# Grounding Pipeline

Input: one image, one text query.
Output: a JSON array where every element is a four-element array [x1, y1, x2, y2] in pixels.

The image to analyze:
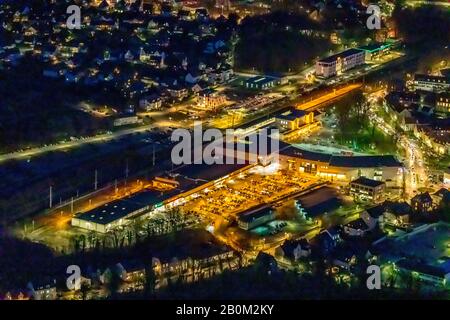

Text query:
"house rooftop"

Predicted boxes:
[[366, 204, 385, 219], [411, 192, 432, 203], [384, 200, 412, 216], [345, 217, 369, 231]]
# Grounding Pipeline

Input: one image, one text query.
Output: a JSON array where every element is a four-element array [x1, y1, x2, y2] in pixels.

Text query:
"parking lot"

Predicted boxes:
[[181, 163, 319, 222]]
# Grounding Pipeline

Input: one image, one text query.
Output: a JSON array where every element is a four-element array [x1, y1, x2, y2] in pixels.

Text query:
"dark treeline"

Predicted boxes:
[[0, 56, 112, 152], [144, 257, 445, 300], [393, 5, 450, 47], [235, 11, 333, 73]]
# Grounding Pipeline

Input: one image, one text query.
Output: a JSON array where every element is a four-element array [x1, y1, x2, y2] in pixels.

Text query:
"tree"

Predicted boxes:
[[80, 282, 90, 300], [143, 266, 156, 298], [107, 270, 122, 299]]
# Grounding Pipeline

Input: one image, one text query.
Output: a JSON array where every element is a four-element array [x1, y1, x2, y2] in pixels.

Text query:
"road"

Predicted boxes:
[[0, 124, 157, 163], [1, 50, 404, 164], [366, 90, 429, 196]]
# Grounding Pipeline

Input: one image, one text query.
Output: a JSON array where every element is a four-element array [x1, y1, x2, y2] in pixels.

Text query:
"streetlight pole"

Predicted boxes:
[[49, 185, 53, 208], [94, 169, 98, 191]]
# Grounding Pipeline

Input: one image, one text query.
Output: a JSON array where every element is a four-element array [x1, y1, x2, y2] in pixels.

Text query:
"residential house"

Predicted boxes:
[[379, 201, 412, 228], [2, 289, 30, 300], [115, 261, 146, 292], [343, 218, 369, 237], [411, 192, 434, 214], [313, 227, 342, 256], [166, 85, 188, 100], [276, 239, 311, 262], [436, 93, 450, 115], [139, 94, 163, 111], [432, 188, 450, 207], [27, 279, 57, 300], [332, 245, 373, 271], [414, 123, 450, 156], [116, 261, 146, 283], [361, 204, 385, 230], [152, 248, 235, 288]]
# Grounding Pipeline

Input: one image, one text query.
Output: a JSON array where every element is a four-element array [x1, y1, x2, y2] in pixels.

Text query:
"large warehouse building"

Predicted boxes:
[[72, 162, 253, 233]]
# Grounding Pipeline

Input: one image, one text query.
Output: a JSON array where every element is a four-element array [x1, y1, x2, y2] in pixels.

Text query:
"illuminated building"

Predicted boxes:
[[315, 49, 365, 79], [139, 94, 163, 111], [379, 201, 412, 228], [279, 145, 404, 186], [357, 42, 392, 62], [243, 76, 280, 90], [436, 93, 450, 115], [196, 88, 226, 110], [349, 176, 386, 202], [237, 205, 275, 230], [276, 239, 311, 262], [395, 259, 450, 288], [71, 193, 167, 233], [411, 192, 434, 214], [413, 74, 450, 93], [27, 279, 57, 300], [72, 162, 252, 233], [274, 109, 314, 131], [414, 124, 450, 156]]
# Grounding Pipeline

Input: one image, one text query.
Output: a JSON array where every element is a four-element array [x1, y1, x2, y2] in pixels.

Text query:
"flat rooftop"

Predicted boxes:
[[373, 222, 450, 267], [280, 145, 403, 168], [237, 204, 273, 223], [358, 42, 391, 53], [276, 109, 307, 121], [295, 186, 342, 217], [168, 161, 250, 187], [351, 176, 386, 188], [318, 48, 363, 64], [414, 74, 450, 84], [75, 162, 253, 225], [74, 194, 154, 225], [244, 75, 278, 85]]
